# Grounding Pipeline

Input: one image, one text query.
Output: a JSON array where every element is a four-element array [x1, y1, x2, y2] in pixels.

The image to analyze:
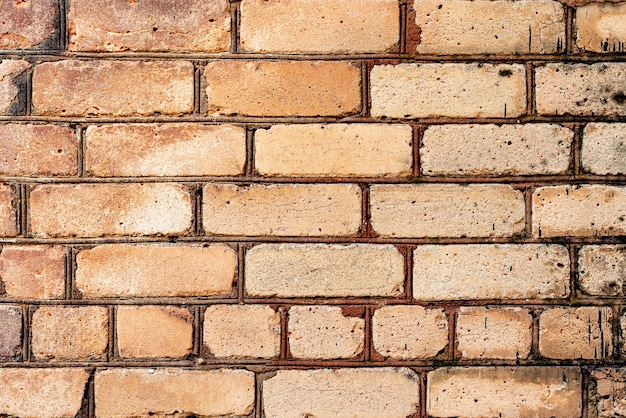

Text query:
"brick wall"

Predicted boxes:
[[0, 0, 625, 416]]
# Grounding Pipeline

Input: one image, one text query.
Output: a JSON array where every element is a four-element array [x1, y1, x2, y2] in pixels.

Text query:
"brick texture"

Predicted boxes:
[[0, 245, 65, 299], [0, 305, 21, 357], [0, 184, 16, 237], [575, 2, 626, 52], [579, 245, 626, 296], [0, 60, 28, 115], [582, 123, 626, 175], [0, 0, 57, 49]]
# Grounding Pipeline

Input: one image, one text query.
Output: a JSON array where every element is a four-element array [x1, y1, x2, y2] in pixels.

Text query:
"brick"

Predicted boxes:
[[0, 60, 28, 114], [288, 306, 364, 360], [75, 244, 236, 298], [0, 305, 21, 357], [203, 183, 361, 237], [30, 183, 192, 238], [414, 0, 565, 54], [32, 60, 194, 117], [421, 124, 573, 176], [255, 124, 412, 177], [576, 2, 626, 52], [68, 0, 230, 52], [370, 184, 525, 238], [263, 368, 420, 418], [413, 244, 570, 300], [536, 63, 626, 116], [239, 0, 399, 53], [590, 369, 626, 418], [539, 307, 612, 359], [582, 123, 626, 175], [117, 306, 193, 359], [0, 368, 89, 418], [205, 61, 361, 117], [371, 63, 526, 118], [457, 307, 532, 360], [579, 245, 626, 296], [561, 0, 623, 6], [31, 306, 109, 361], [0, 245, 65, 299], [203, 305, 280, 359], [0, 0, 56, 49], [533, 185, 626, 237], [0, 184, 16, 237], [427, 367, 582, 417], [372, 305, 448, 360], [245, 244, 404, 298], [85, 123, 246, 177]]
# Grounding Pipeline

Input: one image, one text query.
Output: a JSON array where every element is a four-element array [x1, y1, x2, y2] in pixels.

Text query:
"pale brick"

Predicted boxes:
[[117, 306, 193, 359], [31, 306, 109, 361], [0, 183, 16, 237], [539, 307, 612, 359], [69, 0, 230, 52], [582, 123, 626, 175], [370, 184, 525, 238], [421, 124, 572, 176], [413, 244, 570, 300], [579, 245, 626, 296], [255, 124, 412, 177], [0, 245, 65, 299], [0, 0, 56, 49], [75, 244, 236, 298], [0, 305, 21, 357], [0, 60, 28, 114], [30, 183, 192, 238], [263, 368, 420, 418], [32, 60, 194, 116], [245, 244, 404, 297], [240, 0, 399, 53], [590, 369, 626, 418], [457, 307, 532, 360], [414, 0, 565, 54], [561, 0, 623, 6], [427, 367, 582, 417], [373, 305, 448, 359], [205, 61, 360, 117], [576, 2, 626, 52], [371, 63, 526, 118], [203, 183, 361, 237], [95, 369, 255, 417], [203, 305, 280, 359], [536, 63, 626, 116]]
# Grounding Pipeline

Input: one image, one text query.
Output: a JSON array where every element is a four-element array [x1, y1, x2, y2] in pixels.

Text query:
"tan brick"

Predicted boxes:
[[240, 0, 398, 53], [579, 245, 626, 296], [0, 0, 56, 49], [0, 184, 16, 237], [582, 123, 626, 175], [373, 305, 448, 360], [32, 60, 194, 117], [536, 63, 626, 116], [0, 245, 65, 299], [255, 124, 412, 177], [263, 368, 420, 418], [30, 183, 192, 238], [370, 184, 525, 238], [421, 124, 572, 176], [533, 185, 626, 237], [427, 367, 582, 417], [75, 244, 236, 298], [413, 244, 570, 300], [371, 63, 526, 118], [117, 306, 193, 359], [576, 2, 626, 52], [0, 368, 89, 418], [561, 0, 623, 6], [457, 307, 532, 360], [95, 368, 255, 417], [245, 244, 404, 297], [203, 183, 361, 237], [31, 306, 108, 361], [203, 305, 280, 359], [69, 0, 230, 52], [205, 61, 361, 117], [590, 369, 626, 418], [0, 60, 28, 114], [0, 305, 21, 357], [539, 307, 612, 359]]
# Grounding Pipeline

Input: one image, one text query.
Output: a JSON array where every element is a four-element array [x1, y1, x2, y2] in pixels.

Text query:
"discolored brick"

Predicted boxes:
[[582, 123, 626, 175], [590, 369, 626, 418], [0, 0, 57, 49], [576, 2, 626, 53], [0, 305, 21, 358], [579, 245, 626, 297], [0, 60, 29, 115], [0, 245, 65, 299]]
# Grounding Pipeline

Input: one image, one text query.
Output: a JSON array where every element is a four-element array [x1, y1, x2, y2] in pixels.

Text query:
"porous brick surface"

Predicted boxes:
[[0, 245, 65, 299], [0, 305, 21, 357], [582, 123, 626, 175], [0, 0, 57, 49], [575, 2, 626, 52], [0, 184, 15, 237], [0, 60, 29, 114], [579, 245, 626, 296]]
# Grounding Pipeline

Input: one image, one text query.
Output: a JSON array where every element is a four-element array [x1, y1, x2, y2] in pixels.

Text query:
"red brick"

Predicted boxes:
[[0, 0, 56, 49], [0, 184, 16, 237]]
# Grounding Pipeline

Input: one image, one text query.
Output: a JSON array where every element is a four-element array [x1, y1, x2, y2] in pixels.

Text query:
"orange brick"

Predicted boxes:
[[0, 184, 16, 237], [0, 245, 65, 299], [0, 0, 57, 49], [0, 60, 29, 115]]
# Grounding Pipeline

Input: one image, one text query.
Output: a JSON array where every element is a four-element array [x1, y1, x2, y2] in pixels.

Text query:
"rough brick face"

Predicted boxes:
[[0, 184, 16, 237], [579, 245, 626, 297], [0, 60, 29, 115], [575, 2, 626, 53], [0, 245, 65, 299], [0, 0, 56, 49], [582, 123, 626, 175], [0, 305, 21, 357], [590, 369, 626, 418]]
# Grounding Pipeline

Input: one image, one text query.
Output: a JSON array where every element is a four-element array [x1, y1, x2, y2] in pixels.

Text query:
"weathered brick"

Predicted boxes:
[[263, 368, 420, 418], [421, 124, 573, 176], [205, 61, 361, 117], [457, 307, 532, 360], [561, 0, 623, 6], [370, 184, 525, 238], [255, 124, 412, 177], [31, 306, 109, 361], [427, 367, 582, 417], [245, 244, 404, 298], [0, 0, 56, 49], [203, 305, 280, 359], [117, 306, 193, 359], [32, 60, 194, 116], [0, 60, 28, 114], [576, 2, 626, 52], [373, 305, 448, 359], [0, 245, 65, 299], [590, 369, 626, 418], [582, 123, 626, 175], [539, 307, 612, 359], [579, 245, 626, 297], [75, 244, 236, 298], [0, 184, 16, 237], [203, 183, 361, 237], [0, 305, 21, 357], [68, 0, 230, 52], [30, 183, 192, 238], [413, 244, 570, 300], [371, 63, 526, 118], [239, 0, 399, 53]]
